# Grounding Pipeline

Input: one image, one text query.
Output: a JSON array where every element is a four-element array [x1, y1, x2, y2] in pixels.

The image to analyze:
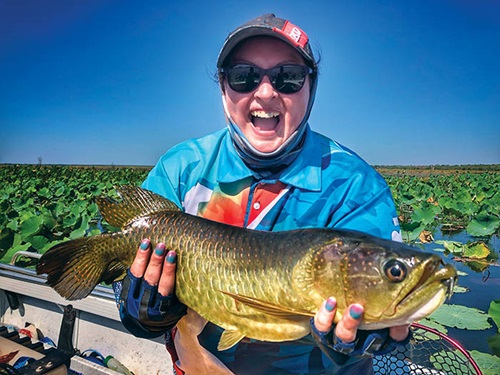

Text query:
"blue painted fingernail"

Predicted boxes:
[[166, 251, 177, 264], [350, 304, 363, 320], [140, 239, 150, 251], [155, 243, 166, 256], [325, 298, 336, 312]]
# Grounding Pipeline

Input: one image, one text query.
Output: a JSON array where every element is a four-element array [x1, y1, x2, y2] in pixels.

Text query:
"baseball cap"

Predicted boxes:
[[217, 13, 317, 71]]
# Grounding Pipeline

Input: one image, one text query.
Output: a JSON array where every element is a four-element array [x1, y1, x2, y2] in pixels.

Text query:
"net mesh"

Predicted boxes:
[[373, 324, 481, 375]]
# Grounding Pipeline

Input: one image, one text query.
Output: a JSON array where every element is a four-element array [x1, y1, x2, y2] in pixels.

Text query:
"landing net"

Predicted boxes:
[[373, 323, 482, 375]]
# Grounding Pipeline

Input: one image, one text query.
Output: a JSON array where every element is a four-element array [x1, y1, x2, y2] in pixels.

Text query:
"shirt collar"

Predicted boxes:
[[217, 127, 322, 191]]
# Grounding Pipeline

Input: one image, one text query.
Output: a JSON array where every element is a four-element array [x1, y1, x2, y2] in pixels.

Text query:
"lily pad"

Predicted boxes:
[[435, 240, 463, 255], [453, 285, 469, 294], [469, 350, 500, 375], [463, 242, 490, 259], [411, 203, 441, 225], [489, 300, 500, 332], [401, 222, 425, 242], [429, 304, 491, 330], [1, 242, 31, 264], [29, 235, 49, 251], [467, 213, 500, 237], [488, 333, 500, 357], [19, 215, 43, 237], [416, 319, 448, 341]]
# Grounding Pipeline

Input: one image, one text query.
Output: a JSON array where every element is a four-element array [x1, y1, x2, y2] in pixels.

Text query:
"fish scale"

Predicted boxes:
[[36, 186, 457, 350]]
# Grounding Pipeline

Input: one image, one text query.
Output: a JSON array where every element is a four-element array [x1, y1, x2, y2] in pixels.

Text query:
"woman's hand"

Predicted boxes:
[[115, 239, 187, 334], [130, 239, 177, 297], [312, 297, 411, 357]]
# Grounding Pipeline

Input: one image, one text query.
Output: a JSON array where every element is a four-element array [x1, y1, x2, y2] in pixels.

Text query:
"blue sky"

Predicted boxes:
[[1, 0, 499, 166]]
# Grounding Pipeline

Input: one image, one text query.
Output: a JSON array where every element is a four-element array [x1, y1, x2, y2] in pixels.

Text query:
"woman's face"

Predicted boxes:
[[223, 37, 310, 154]]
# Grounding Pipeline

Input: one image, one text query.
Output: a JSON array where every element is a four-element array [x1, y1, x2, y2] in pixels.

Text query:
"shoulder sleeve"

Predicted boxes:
[[320, 142, 402, 241], [142, 140, 206, 209]]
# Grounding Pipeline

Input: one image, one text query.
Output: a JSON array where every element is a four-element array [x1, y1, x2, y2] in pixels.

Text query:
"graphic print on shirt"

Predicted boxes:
[[183, 177, 289, 228]]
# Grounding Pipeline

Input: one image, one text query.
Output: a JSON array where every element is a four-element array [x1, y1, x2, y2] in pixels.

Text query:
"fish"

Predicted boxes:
[[36, 186, 457, 350]]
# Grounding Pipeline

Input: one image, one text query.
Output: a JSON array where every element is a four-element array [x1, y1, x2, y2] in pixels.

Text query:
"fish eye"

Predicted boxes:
[[383, 259, 407, 282]]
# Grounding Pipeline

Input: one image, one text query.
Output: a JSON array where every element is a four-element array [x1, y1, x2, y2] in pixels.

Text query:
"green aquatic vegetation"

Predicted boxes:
[[0, 165, 149, 263], [468, 350, 500, 375], [467, 212, 500, 237], [384, 172, 500, 239], [0, 165, 498, 373], [429, 304, 492, 331], [490, 300, 500, 333], [435, 240, 492, 260]]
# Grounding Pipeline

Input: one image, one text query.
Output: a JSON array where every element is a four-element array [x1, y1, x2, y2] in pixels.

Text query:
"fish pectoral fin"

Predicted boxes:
[[101, 261, 129, 284], [219, 290, 313, 318], [218, 329, 246, 351]]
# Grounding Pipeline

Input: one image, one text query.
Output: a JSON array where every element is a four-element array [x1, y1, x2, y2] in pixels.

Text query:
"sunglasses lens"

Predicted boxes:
[[225, 65, 310, 94], [226, 66, 260, 93], [271, 66, 308, 94]]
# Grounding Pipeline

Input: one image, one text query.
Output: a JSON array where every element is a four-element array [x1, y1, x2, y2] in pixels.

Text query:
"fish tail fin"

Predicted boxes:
[[36, 235, 129, 300]]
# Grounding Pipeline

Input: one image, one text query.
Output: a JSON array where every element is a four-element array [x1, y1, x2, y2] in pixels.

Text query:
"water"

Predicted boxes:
[[420, 228, 500, 356]]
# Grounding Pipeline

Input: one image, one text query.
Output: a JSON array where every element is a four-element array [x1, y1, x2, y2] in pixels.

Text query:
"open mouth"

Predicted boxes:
[[250, 110, 280, 132]]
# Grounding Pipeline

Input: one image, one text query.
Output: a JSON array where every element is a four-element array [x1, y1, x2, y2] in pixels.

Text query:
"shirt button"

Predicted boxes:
[[253, 202, 261, 210]]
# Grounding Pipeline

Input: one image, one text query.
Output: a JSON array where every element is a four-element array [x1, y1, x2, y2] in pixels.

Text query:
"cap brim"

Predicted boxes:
[[217, 26, 314, 69]]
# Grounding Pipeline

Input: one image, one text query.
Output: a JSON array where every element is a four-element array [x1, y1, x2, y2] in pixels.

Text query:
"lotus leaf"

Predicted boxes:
[[417, 318, 448, 341], [20, 215, 43, 237], [0, 228, 15, 253], [489, 300, 500, 333], [411, 203, 441, 225], [30, 235, 49, 251], [462, 242, 490, 259], [467, 213, 500, 237], [6, 219, 18, 231], [38, 187, 51, 198], [469, 350, 500, 375], [487, 333, 500, 357], [401, 222, 425, 242], [2, 242, 31, 263], [435, 240, 463, 254], [429, 304, 491, 330]]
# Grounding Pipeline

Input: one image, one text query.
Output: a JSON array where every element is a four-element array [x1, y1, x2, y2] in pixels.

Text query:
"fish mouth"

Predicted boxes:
[[402, 258, 456, 303]]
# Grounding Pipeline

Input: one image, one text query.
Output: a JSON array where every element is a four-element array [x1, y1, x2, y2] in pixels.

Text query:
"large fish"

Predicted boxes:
[[36, 186, 457, 350]]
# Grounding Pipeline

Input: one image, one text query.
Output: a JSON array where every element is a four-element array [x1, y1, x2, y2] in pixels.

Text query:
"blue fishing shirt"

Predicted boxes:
[[133, 126, 401, 374]]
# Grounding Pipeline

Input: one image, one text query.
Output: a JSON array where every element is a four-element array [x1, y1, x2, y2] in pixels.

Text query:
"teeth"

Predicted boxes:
[[251, 111, 279, 118]]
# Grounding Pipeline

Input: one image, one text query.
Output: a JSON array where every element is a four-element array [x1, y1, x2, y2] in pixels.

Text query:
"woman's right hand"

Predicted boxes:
[[130, 239, 178, 297], [116, 239, 187, 335]]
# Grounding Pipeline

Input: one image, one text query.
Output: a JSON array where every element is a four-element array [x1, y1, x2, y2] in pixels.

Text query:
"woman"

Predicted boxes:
[[114, 14, 409, 374]]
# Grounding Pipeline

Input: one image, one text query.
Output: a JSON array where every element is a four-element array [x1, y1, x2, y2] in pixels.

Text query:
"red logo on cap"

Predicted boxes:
[[273, 20, 308, 49]]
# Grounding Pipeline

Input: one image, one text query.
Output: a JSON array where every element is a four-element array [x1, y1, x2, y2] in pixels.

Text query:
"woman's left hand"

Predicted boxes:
[[311, 297, 410, 357]]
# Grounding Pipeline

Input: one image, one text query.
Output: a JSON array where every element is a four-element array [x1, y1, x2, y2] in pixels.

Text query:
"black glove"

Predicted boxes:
[[113, 269, 187, 338], [310, 318, 411, 361]]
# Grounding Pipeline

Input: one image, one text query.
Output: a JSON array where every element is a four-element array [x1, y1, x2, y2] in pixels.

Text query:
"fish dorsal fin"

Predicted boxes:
[[218, 329, 246, 351], [96, 186, 180, 228], [219, 290, 313, 319]]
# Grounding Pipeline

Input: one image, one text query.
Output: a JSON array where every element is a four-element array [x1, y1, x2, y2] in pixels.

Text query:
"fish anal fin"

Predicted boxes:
[[97, 186, 180, 228], [218, 329, 245, 351], [219, 290, 313, 319]]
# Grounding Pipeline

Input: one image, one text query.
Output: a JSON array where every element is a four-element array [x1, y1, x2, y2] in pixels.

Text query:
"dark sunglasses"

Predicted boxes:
[[222, 64, 313, 94]]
